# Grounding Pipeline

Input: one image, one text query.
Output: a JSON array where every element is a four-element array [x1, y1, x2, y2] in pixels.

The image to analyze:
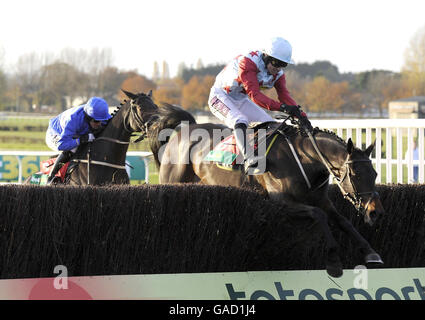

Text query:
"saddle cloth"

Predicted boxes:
[[203, 121, 281, 170], [39, 157, 70, 182]]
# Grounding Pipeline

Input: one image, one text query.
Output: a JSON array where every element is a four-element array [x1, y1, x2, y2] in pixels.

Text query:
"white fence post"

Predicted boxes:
[[310, 118, 425, 184], [376, 128, 382, 182], [419, 128, 425, 183], [386, 128, 392, 184]]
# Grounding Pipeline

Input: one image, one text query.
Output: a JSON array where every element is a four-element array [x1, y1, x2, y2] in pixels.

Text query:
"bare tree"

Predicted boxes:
[[0, 47, 6, 110], [14, 52, 43, 111], [152, 61, 160, 82], [39, 62, 83, 112], [162, 61, 170, 80], [403, 25, 425, 96]]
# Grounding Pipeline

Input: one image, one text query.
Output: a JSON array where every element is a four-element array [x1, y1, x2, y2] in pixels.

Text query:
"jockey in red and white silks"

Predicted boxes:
[[208, 39, 297, 129], [208, 37, 310, 175]]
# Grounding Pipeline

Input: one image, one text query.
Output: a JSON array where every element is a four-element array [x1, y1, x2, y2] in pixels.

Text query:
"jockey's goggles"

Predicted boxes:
[[85, 113, 102, 124], [270, 58, 288, 69]]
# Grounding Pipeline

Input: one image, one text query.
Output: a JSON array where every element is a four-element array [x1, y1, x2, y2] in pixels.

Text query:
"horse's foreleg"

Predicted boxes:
[[296, 206, 343, 278], [320, 200, 383, 266]]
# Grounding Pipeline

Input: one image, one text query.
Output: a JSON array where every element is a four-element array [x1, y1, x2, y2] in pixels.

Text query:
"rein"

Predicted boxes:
[[72, 158, 127, 170], [95, 136, 130, 145], [72, 136, 130, 170]]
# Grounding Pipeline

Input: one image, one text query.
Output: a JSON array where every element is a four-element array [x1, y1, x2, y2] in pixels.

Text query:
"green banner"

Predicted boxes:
[[0, 155, 148, 182]]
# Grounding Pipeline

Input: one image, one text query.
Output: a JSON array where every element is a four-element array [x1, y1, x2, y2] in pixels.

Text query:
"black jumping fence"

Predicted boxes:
[[0, 183, 423, 279]]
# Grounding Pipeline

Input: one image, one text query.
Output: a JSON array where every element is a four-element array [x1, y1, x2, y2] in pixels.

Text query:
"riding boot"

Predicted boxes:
[[234, 123, 265, 175], [46, 151, 72, 185]]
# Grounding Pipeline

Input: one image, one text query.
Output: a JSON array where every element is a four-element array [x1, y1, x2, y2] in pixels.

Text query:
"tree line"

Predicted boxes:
[[0, 25, 424, 116]]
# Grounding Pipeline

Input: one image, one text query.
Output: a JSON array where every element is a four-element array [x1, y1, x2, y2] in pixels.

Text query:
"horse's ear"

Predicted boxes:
[[347, 138, 354, 155], [121, 89, 138, 100], [147, 90, 153, 98], [365, 140, 376, 157]]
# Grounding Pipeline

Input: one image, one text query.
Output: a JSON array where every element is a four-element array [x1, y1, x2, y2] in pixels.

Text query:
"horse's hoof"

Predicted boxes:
[[326, 264, 343, 278], [365, 253, 384, 265]]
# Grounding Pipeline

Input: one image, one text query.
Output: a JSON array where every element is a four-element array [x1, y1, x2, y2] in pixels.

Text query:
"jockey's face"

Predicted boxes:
[[266, 57, 288, 75], [266, 62, 281, 75], [89, 119, 102, 130]]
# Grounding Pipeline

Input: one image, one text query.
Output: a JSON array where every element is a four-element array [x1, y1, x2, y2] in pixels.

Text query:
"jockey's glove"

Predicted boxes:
[[280, 104, 302, 118], [299, 116, 313, 132], [280, 104, 313, 131], [79, 133, 95, 145]]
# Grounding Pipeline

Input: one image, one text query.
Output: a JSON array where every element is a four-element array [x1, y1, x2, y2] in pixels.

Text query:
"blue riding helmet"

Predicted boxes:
[[83, 97, 112, 121]]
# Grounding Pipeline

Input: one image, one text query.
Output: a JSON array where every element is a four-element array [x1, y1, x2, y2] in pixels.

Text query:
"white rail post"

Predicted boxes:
[[419, 128, 424, 183], [386, 128, 392, 184], [407, 128, 414, 183], [347, 128, 352, 142], [356, 128, 362, 149], [396, 128, 403, 184], [143, 157, 149, 183], [375, 128, 382, 183], [366, 128, 372, 149], [16, 155, 23, 184]]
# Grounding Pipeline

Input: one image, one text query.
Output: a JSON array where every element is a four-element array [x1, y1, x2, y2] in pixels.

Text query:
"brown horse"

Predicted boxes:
[[130, 91, 385, 277]]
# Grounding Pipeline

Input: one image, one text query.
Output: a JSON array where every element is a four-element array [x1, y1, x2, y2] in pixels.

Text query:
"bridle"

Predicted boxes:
[[123, 100, 147, 134], [304, 125, 379, 215], [123, 98, 157, 142], [335, 157, 380, 214]]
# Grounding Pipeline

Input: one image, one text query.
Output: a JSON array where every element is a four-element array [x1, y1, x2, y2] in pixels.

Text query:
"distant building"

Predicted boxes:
[[388, 96, 425, 119], [64, 96, 87, 109]]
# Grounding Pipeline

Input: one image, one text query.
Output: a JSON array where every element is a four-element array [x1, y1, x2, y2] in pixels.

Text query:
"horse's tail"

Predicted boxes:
[[148, 103, 197, 168]]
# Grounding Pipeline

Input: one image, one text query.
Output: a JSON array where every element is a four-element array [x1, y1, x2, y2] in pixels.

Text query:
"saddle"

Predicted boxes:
[[29, 157, 76, 185], [203, 121, 283, 171]]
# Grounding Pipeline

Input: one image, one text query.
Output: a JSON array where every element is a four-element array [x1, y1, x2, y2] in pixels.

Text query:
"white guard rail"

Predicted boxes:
[[311, 119, 425, 184], [1, 118, 424, 185]]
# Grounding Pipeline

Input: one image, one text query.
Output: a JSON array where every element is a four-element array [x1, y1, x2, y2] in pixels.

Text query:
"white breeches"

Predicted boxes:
[[208, 87, 275, 129], [45, 130, 77, 153]]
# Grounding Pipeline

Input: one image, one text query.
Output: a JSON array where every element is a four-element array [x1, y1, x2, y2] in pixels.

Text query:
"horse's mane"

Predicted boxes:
[[316, 128, 347, 147], [109, 102, 123, 119], [282, 123, 347, 147], [148, 103, 197, 168]]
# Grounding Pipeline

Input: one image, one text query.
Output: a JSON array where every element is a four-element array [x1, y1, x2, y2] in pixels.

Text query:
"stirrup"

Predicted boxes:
[[46, 176, 59, 185], [244, 155, 266, 175]]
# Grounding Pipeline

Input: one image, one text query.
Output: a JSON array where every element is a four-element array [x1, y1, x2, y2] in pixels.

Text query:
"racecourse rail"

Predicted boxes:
[[311, 118, 425, 184], [0, 151, 152, 183], [0, 118, 425, 184]]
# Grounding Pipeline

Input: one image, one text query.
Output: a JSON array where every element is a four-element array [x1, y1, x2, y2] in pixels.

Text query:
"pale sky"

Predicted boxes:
[[1, 0, 425, 77]]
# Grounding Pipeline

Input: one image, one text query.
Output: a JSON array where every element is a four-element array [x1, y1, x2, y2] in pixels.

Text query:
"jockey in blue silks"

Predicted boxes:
[[45, 96, 112, 184]]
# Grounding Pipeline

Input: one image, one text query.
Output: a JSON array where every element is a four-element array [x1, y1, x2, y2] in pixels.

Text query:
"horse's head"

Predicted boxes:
[[340, 138, 385, 226], [121, 89, 159, 135]]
